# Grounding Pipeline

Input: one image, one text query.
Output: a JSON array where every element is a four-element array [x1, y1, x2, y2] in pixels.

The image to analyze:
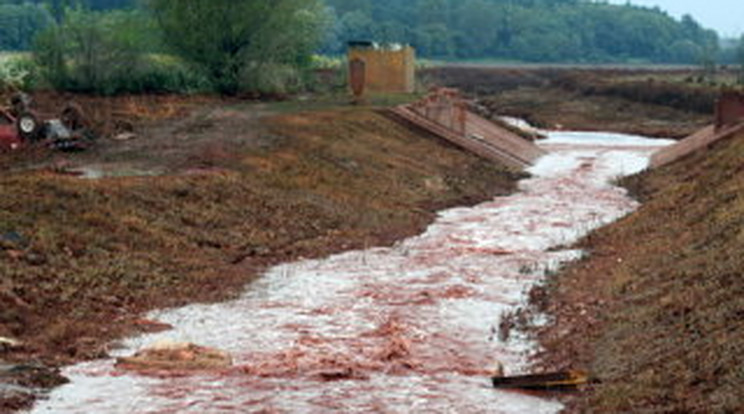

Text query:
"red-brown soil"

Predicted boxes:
[[426, 66, 743, 412], [2, 66, 737, 412], [0, 92, 520, 412], [533, 129, 744, 412]]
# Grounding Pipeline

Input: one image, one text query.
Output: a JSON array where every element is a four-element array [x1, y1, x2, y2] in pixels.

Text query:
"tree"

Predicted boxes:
[[0, 3, 53, 50], [339, 10, 374, 43], [317, 0, 723, 64], [34, 7, 156, 93], [146, 0, 329, 95], [737, 36, 744, 85]]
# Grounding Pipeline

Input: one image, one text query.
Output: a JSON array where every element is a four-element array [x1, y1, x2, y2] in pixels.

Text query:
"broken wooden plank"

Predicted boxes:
[[491, 370, 590, 391]]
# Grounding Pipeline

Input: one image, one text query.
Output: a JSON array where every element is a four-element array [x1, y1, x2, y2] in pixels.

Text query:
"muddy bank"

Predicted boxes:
[[30, 129, 669, 413], [533, 129, 744, 412], [427, 66, 744, 412], [0, 102, 520, 411]]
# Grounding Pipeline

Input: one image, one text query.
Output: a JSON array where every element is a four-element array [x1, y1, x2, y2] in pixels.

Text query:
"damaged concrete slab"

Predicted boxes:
[[389, 88, 546, 169]]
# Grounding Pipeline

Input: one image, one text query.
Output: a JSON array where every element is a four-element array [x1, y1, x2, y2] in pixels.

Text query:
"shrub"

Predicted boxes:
[[111, 54, 213, 95], [33, 8, 187, 95], [146, 0, 330, 95], [0, 54, 40, 92]]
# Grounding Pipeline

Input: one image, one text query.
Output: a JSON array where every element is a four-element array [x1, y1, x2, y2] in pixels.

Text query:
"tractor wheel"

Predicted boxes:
[[17, 112, 42, 142]]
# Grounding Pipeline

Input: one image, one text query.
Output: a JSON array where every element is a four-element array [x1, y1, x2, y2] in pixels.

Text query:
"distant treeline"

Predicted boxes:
[[0, 0, 736, 64], [0, 0, 134, 50], [323, 0, 722, 63]]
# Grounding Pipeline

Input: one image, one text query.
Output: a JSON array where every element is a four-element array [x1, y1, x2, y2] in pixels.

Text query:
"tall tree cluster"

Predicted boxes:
[[0, 1, 52, 50], [146, 0, 329, 95], [0, 0, 727, 64], [323, 0, 720, 63], [23, 0, 329, 94]]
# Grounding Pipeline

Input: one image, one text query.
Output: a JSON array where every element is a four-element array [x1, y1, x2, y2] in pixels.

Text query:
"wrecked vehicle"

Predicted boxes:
[[0, 109, 24, 151], [0, 95, 94, 152]]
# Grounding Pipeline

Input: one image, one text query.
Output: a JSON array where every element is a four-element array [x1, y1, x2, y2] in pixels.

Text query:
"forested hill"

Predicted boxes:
[[323, 0, 720, 63], [0, 0, 135, 50], [0, 0, 723, 64]]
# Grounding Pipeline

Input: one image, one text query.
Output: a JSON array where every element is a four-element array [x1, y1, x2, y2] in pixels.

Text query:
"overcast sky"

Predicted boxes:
[[611, 0, 743, 38]]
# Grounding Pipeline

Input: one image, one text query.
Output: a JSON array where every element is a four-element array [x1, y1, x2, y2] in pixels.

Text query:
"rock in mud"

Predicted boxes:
[[1, 362, 69, 410], [116, 339, 232, 371], [0, 363, 69, 389], [0, 383, 35, 412], [112, 132, 137, 141], [0, 231, 28, 250]]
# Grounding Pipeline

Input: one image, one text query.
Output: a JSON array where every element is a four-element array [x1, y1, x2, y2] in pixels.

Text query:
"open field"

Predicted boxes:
[[423, 66, 730, 138]]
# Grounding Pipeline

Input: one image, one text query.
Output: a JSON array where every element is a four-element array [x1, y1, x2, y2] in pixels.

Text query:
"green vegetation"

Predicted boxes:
[[323, 0, 720, 64], [0, 1, 134, 51], [737, 36, 744, 85], [0, 2, 52, 51], [32, 8, 211, 94], [2, 0, 328, 95], [0, 53, 36, 90], [146, 0, 329, 95], [1, 0, 739, 95]]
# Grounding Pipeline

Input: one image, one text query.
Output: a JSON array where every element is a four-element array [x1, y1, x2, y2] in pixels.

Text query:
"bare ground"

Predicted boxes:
[[423, 66, 713, 138], [428, 66, 744, 412], [532, 129, 744, 413], [0, 93, 520, 412]]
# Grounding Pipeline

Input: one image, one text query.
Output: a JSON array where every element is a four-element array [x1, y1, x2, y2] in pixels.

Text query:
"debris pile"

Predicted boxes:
[[116, 340, 233, 372]]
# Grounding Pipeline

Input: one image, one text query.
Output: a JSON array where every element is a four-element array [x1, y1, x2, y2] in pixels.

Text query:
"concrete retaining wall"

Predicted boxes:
[[651, 92, 744, 168]]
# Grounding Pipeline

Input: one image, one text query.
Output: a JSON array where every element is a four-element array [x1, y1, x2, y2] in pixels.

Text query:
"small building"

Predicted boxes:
[[347, 41, 416, 95], [715, 91, 744, 131]]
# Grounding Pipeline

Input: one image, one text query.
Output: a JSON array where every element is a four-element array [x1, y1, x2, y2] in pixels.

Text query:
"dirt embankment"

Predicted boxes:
[[424, 66, 714, 139], [534, 129, 744, 412], [0, 97, 520, 411], [426, 66, 744, 412]]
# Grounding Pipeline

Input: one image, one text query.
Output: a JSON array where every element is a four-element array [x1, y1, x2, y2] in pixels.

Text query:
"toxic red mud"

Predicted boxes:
[[30, 130, 672, 413]]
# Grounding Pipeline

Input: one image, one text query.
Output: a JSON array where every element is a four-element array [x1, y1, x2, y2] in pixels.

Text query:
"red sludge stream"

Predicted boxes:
[[30, 130, 673, 413]]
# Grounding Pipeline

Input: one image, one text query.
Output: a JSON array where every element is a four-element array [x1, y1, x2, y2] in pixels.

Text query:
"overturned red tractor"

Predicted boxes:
[[0, 94, 93, 152]]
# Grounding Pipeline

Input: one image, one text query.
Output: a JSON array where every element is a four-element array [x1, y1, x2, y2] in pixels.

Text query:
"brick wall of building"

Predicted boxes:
[[348, 45, 415, 94], [715, 92, 744, 130]]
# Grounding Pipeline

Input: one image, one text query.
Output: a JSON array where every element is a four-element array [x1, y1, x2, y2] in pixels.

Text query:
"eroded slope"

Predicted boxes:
[[538, 130, 744, 412], [0, 106, 519, 411]]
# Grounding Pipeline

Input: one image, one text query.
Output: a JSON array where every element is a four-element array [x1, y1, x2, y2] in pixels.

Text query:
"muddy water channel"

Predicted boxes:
[[31, 131, 672, 413]]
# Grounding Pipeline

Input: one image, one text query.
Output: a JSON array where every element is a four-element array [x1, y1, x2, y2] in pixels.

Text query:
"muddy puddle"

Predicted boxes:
[[29, 130, 673, 413]]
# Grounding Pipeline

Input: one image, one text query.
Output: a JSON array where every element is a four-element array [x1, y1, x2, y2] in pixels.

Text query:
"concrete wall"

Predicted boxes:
[[651, 91, 744, 168], [715, 92, 744, 131], [391, 88, 546, 169], [348, 46, 415, 94]]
